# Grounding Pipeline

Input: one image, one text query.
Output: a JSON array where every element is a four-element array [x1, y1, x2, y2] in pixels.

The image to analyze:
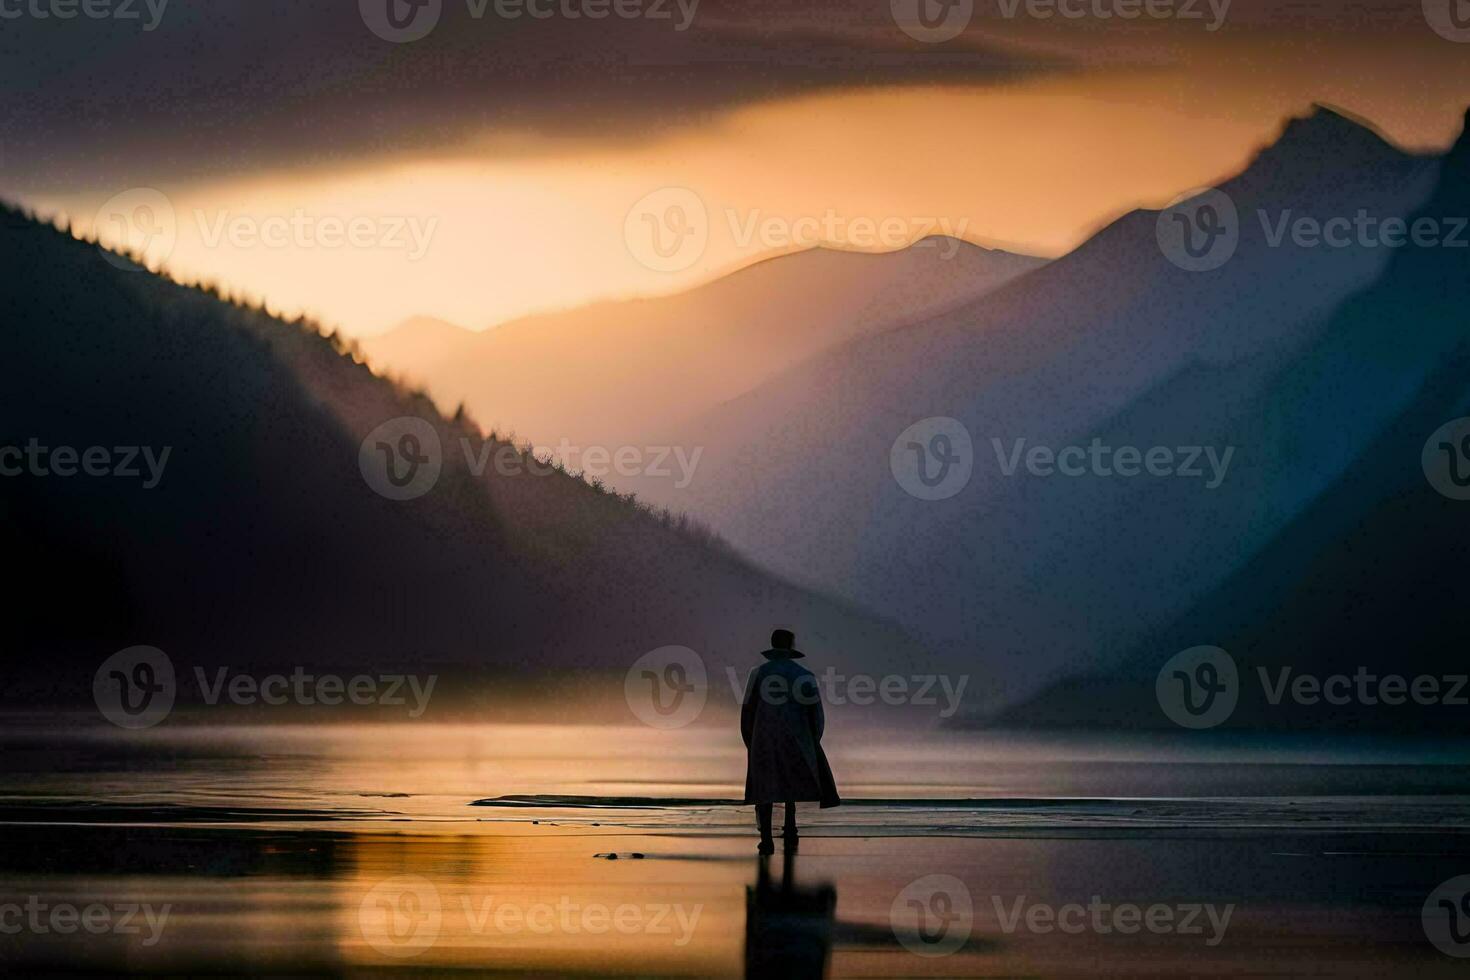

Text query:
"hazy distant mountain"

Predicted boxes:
[[0, 206, 919, 715], [356, 316, 475, 383], [639, 106, 1452, 708], [360, 240, 1045, 455], [983, 114, 1470, 731]]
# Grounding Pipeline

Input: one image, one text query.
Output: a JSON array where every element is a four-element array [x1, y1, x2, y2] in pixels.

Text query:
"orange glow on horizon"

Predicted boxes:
[[47, 54, 1468, 339]]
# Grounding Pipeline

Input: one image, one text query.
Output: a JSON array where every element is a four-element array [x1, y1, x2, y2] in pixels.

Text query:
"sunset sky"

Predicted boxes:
[[5, 0, 1467, 336]]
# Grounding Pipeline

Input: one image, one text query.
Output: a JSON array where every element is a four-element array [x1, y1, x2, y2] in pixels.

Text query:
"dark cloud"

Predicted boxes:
[[0, 0, 1449, 192], [0, 0, 1057, 190]]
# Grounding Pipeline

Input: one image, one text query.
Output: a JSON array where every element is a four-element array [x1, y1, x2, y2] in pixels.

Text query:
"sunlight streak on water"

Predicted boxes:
[[1, 723, 1466, 830]]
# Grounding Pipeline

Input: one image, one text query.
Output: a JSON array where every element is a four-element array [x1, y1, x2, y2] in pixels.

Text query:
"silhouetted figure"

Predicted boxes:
[[741, 629, 840, 854], [744, 850, 836, 980]]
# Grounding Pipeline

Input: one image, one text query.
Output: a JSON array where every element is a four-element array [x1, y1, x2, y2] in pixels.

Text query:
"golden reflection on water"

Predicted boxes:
[[6, 827, 1468, 978], [0, 832, 753, 976], [339, 833, 742, 975], [3, 725, 1469, 974]]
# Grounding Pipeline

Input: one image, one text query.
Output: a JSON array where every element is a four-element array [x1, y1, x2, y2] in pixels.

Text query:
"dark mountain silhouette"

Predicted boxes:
[[0, 205, 919, 715], [632, 106, 1452, 709], [980, 109, 1470, 732]]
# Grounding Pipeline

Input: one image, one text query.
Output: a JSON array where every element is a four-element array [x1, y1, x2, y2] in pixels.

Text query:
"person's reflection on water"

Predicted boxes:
[[744, 849, 836, 979]]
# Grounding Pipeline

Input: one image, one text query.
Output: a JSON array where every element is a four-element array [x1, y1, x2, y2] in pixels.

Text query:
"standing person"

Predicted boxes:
[[741, 629, 841, 854]]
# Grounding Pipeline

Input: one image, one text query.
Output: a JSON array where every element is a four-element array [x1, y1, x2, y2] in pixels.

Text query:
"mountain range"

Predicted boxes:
[[600, 106, 1463, 720], [11, 104, 1466, 732], [358, 240, 1046, 457], [0, 206, 919, 718], [987, 107, 1470, 732]]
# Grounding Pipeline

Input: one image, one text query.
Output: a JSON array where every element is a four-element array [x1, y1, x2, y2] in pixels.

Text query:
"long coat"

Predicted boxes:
[[741, 652, 841, 807]]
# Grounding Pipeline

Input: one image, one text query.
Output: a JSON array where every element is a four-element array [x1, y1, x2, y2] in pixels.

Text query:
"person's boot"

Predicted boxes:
[[757, 805, 775, 854], [782, 803, 798, 850]]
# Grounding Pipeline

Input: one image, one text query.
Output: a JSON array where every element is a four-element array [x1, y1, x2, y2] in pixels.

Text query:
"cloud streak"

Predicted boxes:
[[0, 0, 1062, 191]]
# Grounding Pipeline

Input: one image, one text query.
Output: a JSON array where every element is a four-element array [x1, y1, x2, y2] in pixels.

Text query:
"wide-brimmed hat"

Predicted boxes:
[[763, 629, 804, 658]]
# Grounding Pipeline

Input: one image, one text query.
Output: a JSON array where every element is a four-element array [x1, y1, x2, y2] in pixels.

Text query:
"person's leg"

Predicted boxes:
[[782, 801, 798, 849], [755, 803, 774, 852]]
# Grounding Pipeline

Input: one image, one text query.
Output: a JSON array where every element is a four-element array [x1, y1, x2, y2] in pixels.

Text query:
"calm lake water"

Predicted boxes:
[[5, 721, 1469, 819], [1, 722, 1467, 976]]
